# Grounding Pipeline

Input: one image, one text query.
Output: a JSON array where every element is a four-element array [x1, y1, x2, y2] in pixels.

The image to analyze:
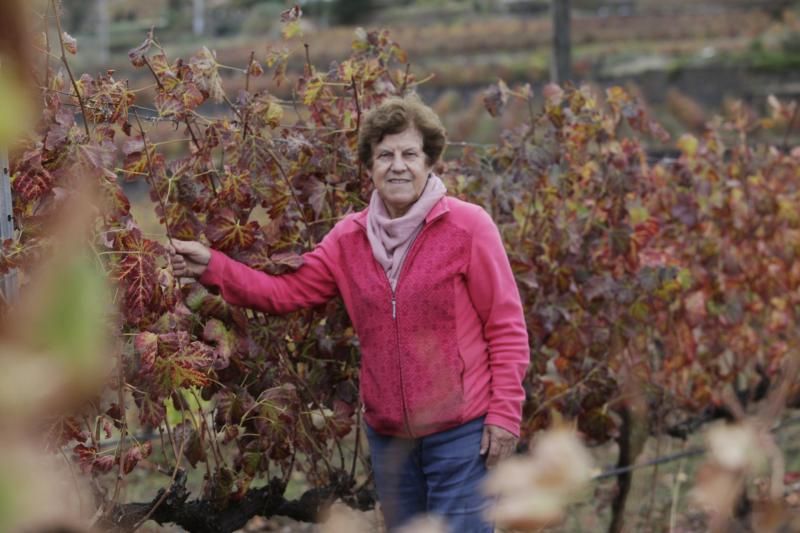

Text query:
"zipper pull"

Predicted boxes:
[[392, 296, 396, 320]]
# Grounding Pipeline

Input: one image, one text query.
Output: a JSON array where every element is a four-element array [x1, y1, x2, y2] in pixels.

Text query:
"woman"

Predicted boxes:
[[171, 94, 529, 532]]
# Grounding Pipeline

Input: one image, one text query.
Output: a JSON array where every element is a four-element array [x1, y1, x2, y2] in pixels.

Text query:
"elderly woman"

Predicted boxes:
[[171, 94, 529, 532]]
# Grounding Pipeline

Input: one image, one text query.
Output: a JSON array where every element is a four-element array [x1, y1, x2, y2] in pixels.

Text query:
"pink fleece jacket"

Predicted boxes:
[[199, 196, 530, 438]]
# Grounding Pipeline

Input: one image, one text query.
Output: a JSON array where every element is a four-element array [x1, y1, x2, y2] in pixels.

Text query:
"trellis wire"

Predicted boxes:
[[593, 414, 800, 481], [88, 415, 800, 486]]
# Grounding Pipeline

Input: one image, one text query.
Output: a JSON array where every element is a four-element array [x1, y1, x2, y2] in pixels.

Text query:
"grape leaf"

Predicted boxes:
[[206, 209, 259, 252]]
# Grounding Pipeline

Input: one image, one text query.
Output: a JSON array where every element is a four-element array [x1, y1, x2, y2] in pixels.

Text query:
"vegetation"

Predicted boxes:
[[2, 2, 800, 532]]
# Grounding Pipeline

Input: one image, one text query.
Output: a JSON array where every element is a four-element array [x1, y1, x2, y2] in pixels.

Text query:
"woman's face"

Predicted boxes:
[[370, 127, 433, 219]]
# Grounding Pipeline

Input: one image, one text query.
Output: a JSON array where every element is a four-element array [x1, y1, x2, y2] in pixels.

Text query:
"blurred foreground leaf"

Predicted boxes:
[[0, 69, 33, 145], [33, 253, 113, 375]]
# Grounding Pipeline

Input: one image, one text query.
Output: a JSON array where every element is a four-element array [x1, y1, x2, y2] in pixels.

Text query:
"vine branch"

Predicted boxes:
[[132, 110, 176, 246], [130, 435, 187, 532], [51, 0, 90, 138], [108, 347, 129, 514], [243, 50, 255, 141], [265, 147, 311, 232]]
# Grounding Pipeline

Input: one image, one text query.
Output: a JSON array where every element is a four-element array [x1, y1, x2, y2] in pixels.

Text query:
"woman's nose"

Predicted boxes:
[[390, 152, 406, 172]]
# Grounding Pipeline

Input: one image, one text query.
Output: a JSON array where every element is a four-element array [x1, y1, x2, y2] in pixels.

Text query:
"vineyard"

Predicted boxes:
[[209, 10, 774, 69], [70, 9, 781, 101], [62, 0, 800, 147], [2, 1, 800, 532]]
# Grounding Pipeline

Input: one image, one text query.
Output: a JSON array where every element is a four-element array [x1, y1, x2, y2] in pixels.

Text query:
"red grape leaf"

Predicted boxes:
[[202, 318, 237, 370], [248, 59, 264, 78], [269, 251, 304, 273], [114, 230, 164, 325], [121, 442, 152, 475], [129, 34, 153, 67], [134, 331, 159, 374], [12, 149, 54, 201], [206, 209, 259, 252], [190, 47, 225, 103], [154, 341, 213, 392], [218, 168, 255, 210]]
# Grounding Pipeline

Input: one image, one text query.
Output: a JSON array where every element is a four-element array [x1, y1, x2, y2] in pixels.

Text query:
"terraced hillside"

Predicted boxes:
[[66, 0, 799, 142]]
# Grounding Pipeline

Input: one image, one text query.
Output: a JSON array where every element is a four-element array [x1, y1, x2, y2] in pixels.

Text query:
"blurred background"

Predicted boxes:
[[60, 0, 800, 145]]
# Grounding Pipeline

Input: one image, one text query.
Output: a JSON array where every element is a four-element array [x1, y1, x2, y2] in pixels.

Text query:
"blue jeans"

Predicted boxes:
[[365, 416, 493, 533]]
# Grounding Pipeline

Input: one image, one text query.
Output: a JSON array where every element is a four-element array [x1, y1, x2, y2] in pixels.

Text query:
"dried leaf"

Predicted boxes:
[[62, 32, 77, 55], [483, 79, 509, 117], [280, 5, 303, 22], [129, 35, 153, 67], [485, 426, 593, 529]]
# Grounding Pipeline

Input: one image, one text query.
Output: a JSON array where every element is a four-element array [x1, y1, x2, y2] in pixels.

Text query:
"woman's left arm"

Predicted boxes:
[[466, 207, 530, 464]]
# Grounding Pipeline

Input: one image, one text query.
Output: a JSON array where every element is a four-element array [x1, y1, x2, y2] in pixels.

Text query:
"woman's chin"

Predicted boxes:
[[382, 197, 413, 214]]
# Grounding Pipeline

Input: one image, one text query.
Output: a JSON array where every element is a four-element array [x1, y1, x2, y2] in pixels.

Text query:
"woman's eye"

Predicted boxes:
[[378, 153, 392, 160], [403, 151, 418, 158]]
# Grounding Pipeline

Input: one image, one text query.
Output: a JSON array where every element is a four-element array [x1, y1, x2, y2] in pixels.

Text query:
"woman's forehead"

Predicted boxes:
[[375, 127, 423, 150]]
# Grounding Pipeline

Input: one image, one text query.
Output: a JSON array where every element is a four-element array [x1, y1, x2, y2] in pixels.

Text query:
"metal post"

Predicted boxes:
[[552, 0, 572, 84], [97, 0, 110, 64], [0, 147, 18, 304], [193, 0, 205, 36]]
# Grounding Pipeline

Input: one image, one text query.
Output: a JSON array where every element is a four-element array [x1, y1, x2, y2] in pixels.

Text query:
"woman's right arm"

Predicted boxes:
[[169, 236, 340, 315]]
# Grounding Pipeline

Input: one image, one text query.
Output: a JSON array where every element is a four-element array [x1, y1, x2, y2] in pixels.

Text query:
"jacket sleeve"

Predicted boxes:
[[466, 207, 530, 437], [198, 225, 341, 314]]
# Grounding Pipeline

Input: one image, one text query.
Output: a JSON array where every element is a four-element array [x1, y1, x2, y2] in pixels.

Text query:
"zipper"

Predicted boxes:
[[391, 289, 412, 436], [384, 216, 443, 438]]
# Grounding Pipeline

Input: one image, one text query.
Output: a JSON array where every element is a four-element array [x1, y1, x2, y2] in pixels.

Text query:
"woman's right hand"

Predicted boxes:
[[169, 240, 212, 279]]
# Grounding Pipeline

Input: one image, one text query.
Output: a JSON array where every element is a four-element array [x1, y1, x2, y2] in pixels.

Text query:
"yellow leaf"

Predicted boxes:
[[303, 76, 324, 106], [264, 100, 283, 128], [391, 45, 408, 64], [770, 297, 787, 310], [677, 134, 698, 157], [629, 205, 650, 226], [606, 86, 628, 106], [352, 27, 369, 52], [512, 202, 527, 227], [580, 161, 599, 180], [282, 20, 302, 40], [341, 60, 355, 82], [778, 197, 799, 224]]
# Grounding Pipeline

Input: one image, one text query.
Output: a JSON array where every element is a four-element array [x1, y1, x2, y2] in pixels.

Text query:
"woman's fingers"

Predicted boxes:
[[168, 240, 210, 278], [170, 240, 210, 263], [171, 239, 191, 253], [482, 424, 518, 468], [172, 240, 211, 265], [171, 239, 198, 259], [170, 256, 187, 277]]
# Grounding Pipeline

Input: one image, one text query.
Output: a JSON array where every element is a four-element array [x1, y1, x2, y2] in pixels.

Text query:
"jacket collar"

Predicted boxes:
[[353, 196, 450, 229]]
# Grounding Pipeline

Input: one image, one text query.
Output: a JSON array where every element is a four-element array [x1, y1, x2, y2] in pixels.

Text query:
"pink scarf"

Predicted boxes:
[[366, 175, 447, 290]]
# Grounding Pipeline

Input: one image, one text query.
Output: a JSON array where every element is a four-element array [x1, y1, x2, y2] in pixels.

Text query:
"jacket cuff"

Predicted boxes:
[[198, 249, 224, 287], [484, 413, 521, 438]]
